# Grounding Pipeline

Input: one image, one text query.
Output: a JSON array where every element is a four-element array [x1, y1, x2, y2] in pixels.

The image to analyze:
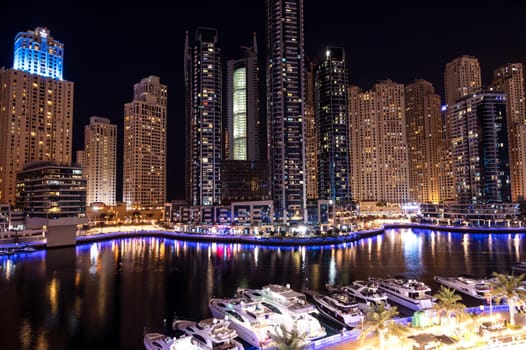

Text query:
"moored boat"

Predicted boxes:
[[172, 317, 244, 350], [332, 280, 391, 313], [433, 275, 492, 300], [144, 332, 200, 350], [370, 276, 434, 311], [306, 290, 363, 328]]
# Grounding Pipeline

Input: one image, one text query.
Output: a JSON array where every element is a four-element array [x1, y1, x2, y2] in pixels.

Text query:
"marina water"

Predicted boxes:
[[1, 228, 525, 349]]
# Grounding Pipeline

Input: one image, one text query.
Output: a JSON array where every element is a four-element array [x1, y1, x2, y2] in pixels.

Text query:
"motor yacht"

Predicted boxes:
[[370, 276, 434, 311], [433, 275, 492, 300], [306, 290, 363, 328], [330, 280, 391, 312], [172, 318, 244, 350], [236, 284, 326, 341], [208, 297, 282, 349], [143, 332, 200, 350]]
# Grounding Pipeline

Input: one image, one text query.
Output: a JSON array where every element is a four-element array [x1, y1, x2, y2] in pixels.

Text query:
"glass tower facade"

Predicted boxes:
[[266, 0, 306, 222], [187, 28, 222, 206], [13, 27, 64, 80], [315, 47, 351, 204]]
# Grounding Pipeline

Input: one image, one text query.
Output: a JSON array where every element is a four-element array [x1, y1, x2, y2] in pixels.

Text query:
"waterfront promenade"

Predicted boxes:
[[2, 222, 526, 250]]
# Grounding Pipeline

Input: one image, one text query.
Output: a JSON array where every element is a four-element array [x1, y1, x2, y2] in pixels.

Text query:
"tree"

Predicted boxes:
[[432, 285, 468, 327], [268, 323, 308, 350], [359, 304, 410, 350], [489, 272, 526, 326]]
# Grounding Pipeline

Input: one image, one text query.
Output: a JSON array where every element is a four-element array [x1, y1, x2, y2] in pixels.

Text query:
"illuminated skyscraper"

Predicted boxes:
[[491, 63, 526, 201], [123, 76, 167, 210], [349, 80, 409, 204], [444, 55, 482, 107], [0, 27, 73, 206], [305, 63, 318, 201], [83, 116, 117, 206], [315, 47, 351, 204], [13, 27, 64, 80], [226, 33, 259, 161], [404, 80, 442, 203], [449, 92, 510, 204], [186, 28, 222, 206], [266, 0, 306, 222]]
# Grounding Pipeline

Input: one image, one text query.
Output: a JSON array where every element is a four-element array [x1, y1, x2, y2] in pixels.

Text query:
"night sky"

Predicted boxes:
[[1, 0, 525, 202]]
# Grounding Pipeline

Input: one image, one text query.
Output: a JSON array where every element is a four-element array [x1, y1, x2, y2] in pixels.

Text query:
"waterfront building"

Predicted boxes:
[[82, 116, 117, 206], [185, 28, 223, 207], [305, 63, 318, 201], [0, 27, 73, 206], [123, 76, 167, 210], [491, 63, 526, 201], [348, 80, 409, 204], [444, 55, 482, 107], [15, 161, 86, 219], [266, 0, 307, 222], [449, 91, 510, 204], [315, 47, 351, 204], [404, 80, 442, 203], [226, 33, 260, 162]]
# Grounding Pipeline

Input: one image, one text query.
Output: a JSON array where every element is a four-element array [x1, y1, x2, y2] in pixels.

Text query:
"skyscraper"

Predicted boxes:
[[83, 116, 117, 206], [349, 80, 409, 204], [0, 27, 73, 205], [123, 76, 167, 210], [449, 92, 510, 204], [491, 63, 526, 201], [444, 55, 482, 107], [305, 63, 318, 201], [266, 0, 306, 222], [226, 33, 259, 161], [404, 80, 442, 203], [186, 28, 222, 206], [315, 47, 351, 204]]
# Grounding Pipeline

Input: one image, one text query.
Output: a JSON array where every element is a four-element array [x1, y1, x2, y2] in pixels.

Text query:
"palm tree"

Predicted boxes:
[[359, 303, 410, 350], [489, 272, 526, 326], [268, 322, 308, 350], [432, 285, 468, 326]]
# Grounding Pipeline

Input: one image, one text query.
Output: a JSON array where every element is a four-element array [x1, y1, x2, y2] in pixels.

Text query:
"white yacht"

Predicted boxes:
[[208, 297, 282, 349], [172, 318, 244, 350], [236, 284, 326, 341], [144, 332, 200, 350], [434, 275, 492, 300], [307, 290, 363, 328], [332, 280, 391, 312], [371, 276, 435, 311]]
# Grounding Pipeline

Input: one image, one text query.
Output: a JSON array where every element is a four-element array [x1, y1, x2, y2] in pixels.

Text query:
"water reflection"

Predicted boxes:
[[0, 229, 526, 349]]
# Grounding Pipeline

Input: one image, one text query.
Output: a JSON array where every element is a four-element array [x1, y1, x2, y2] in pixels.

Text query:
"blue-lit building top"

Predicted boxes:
[[13, 27, 64, 80]]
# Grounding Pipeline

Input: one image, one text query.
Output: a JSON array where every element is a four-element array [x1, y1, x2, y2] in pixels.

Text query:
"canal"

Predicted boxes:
[[0, 228, 525, 349]]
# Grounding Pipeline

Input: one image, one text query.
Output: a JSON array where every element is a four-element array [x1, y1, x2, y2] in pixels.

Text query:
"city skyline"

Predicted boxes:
[[1, 0, 525, 201]]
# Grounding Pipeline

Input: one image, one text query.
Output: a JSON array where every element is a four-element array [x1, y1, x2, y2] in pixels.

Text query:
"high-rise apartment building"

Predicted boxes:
[[185, 28, 222, 207], [266, 0, 306, 222], [315, 47, 351, 204], [348, 80, 409, 204], [444, 55, 482, 107], [226, 34, 260, 161], [449, 92, 510, 204], [404, 80, 442, 203], [305, 63, 318, 201], [0, 27, 73, 206], [83, 116, 116, 206], [123, 76, 167, 210], [491, 63, 526, 201]]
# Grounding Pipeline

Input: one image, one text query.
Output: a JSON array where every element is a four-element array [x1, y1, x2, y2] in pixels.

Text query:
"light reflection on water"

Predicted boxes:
[[0, 229, 525, 349]]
